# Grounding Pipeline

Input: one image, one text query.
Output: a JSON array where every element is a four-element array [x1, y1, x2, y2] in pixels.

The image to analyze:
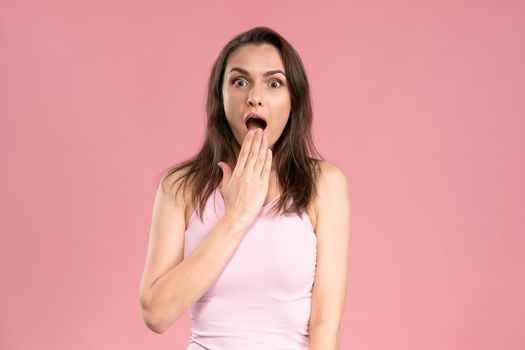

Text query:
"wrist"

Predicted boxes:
[[221, 213, 252, 232]]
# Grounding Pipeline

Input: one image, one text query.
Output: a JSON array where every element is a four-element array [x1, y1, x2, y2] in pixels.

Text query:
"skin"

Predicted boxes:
[[140, 42, 350, 347], [307, 160, 351, 349], [220, 44, 351, 348], [219, 42, 292, 213], [185, 43, 350, 347], [221, 43, 291, 170]]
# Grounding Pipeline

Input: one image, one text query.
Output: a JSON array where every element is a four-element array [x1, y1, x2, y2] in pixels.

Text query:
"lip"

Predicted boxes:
[[244, 112, 267, 124]]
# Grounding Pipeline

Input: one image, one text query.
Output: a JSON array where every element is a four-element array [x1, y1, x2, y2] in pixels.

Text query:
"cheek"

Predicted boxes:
[[280, 93, 292, 108], [272, 107, 291, 127], [270, 92, 291, 109], [223, 91, 244, 113]]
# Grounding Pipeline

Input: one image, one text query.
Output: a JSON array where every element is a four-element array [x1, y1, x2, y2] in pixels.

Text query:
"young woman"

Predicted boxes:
[[139, 26, 351, 349]]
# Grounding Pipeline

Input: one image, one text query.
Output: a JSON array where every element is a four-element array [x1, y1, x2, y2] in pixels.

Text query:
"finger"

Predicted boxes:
[[245, 129, 263, 174], [234, 130, 256, 174], [261, 147, 272, 181], [254, 133, 268, 176]]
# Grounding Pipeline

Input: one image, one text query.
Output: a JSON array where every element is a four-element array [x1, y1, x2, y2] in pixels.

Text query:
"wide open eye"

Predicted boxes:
[[232, 78, 247, 87], [270, 79, 284, 88]]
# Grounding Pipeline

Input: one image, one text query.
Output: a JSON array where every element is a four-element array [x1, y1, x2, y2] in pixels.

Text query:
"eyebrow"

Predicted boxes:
[[228, 67, 287, 79]]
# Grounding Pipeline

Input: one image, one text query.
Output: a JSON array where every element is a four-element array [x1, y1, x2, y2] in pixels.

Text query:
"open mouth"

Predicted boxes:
[[245, 117, 267, 130]]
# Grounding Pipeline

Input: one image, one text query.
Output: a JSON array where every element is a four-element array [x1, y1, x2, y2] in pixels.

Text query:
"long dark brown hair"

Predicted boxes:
[[159, 26, 324, 222]]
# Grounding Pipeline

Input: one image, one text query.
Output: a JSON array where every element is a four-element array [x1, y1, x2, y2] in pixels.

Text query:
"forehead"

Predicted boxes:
[[225, 43, 285, 73]]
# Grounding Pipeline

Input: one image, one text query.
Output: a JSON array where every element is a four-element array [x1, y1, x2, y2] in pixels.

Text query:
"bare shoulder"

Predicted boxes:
[[160, 167, 192, 206], [314, 160, 350, 220], [160, 167, 195, 228], [317, 160, 349, 194], [159, 165, 184, 195]]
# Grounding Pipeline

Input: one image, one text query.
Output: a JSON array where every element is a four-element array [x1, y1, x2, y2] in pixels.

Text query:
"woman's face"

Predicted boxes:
[[222, 43, 291, 153]]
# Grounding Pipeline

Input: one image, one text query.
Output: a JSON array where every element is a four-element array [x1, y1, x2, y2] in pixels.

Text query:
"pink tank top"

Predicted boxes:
[[183, 188, 317, 349]]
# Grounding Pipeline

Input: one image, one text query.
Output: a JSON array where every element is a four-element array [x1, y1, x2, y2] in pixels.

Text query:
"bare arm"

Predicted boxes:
[[308, 161, 351, 349], [141, 214, 248, 333], [139, 128, 270, 334]]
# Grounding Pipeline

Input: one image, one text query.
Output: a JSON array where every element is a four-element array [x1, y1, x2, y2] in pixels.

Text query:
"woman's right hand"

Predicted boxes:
[[217, 128, 272, 227]]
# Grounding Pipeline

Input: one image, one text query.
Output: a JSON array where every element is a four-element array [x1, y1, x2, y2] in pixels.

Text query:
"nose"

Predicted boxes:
[[247, 87, 263, 107], [247, 98, 262, 107]]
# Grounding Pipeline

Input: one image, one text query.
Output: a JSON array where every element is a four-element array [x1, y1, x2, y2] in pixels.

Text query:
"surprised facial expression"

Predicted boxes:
[[222, 43, 291, 151]]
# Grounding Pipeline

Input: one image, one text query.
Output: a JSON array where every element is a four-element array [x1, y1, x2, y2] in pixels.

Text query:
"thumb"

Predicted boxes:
[[217, 162, 232, 188]]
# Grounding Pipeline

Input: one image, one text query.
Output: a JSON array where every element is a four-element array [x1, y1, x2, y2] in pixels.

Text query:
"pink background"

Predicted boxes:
[[1, 0, 524, 349]]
